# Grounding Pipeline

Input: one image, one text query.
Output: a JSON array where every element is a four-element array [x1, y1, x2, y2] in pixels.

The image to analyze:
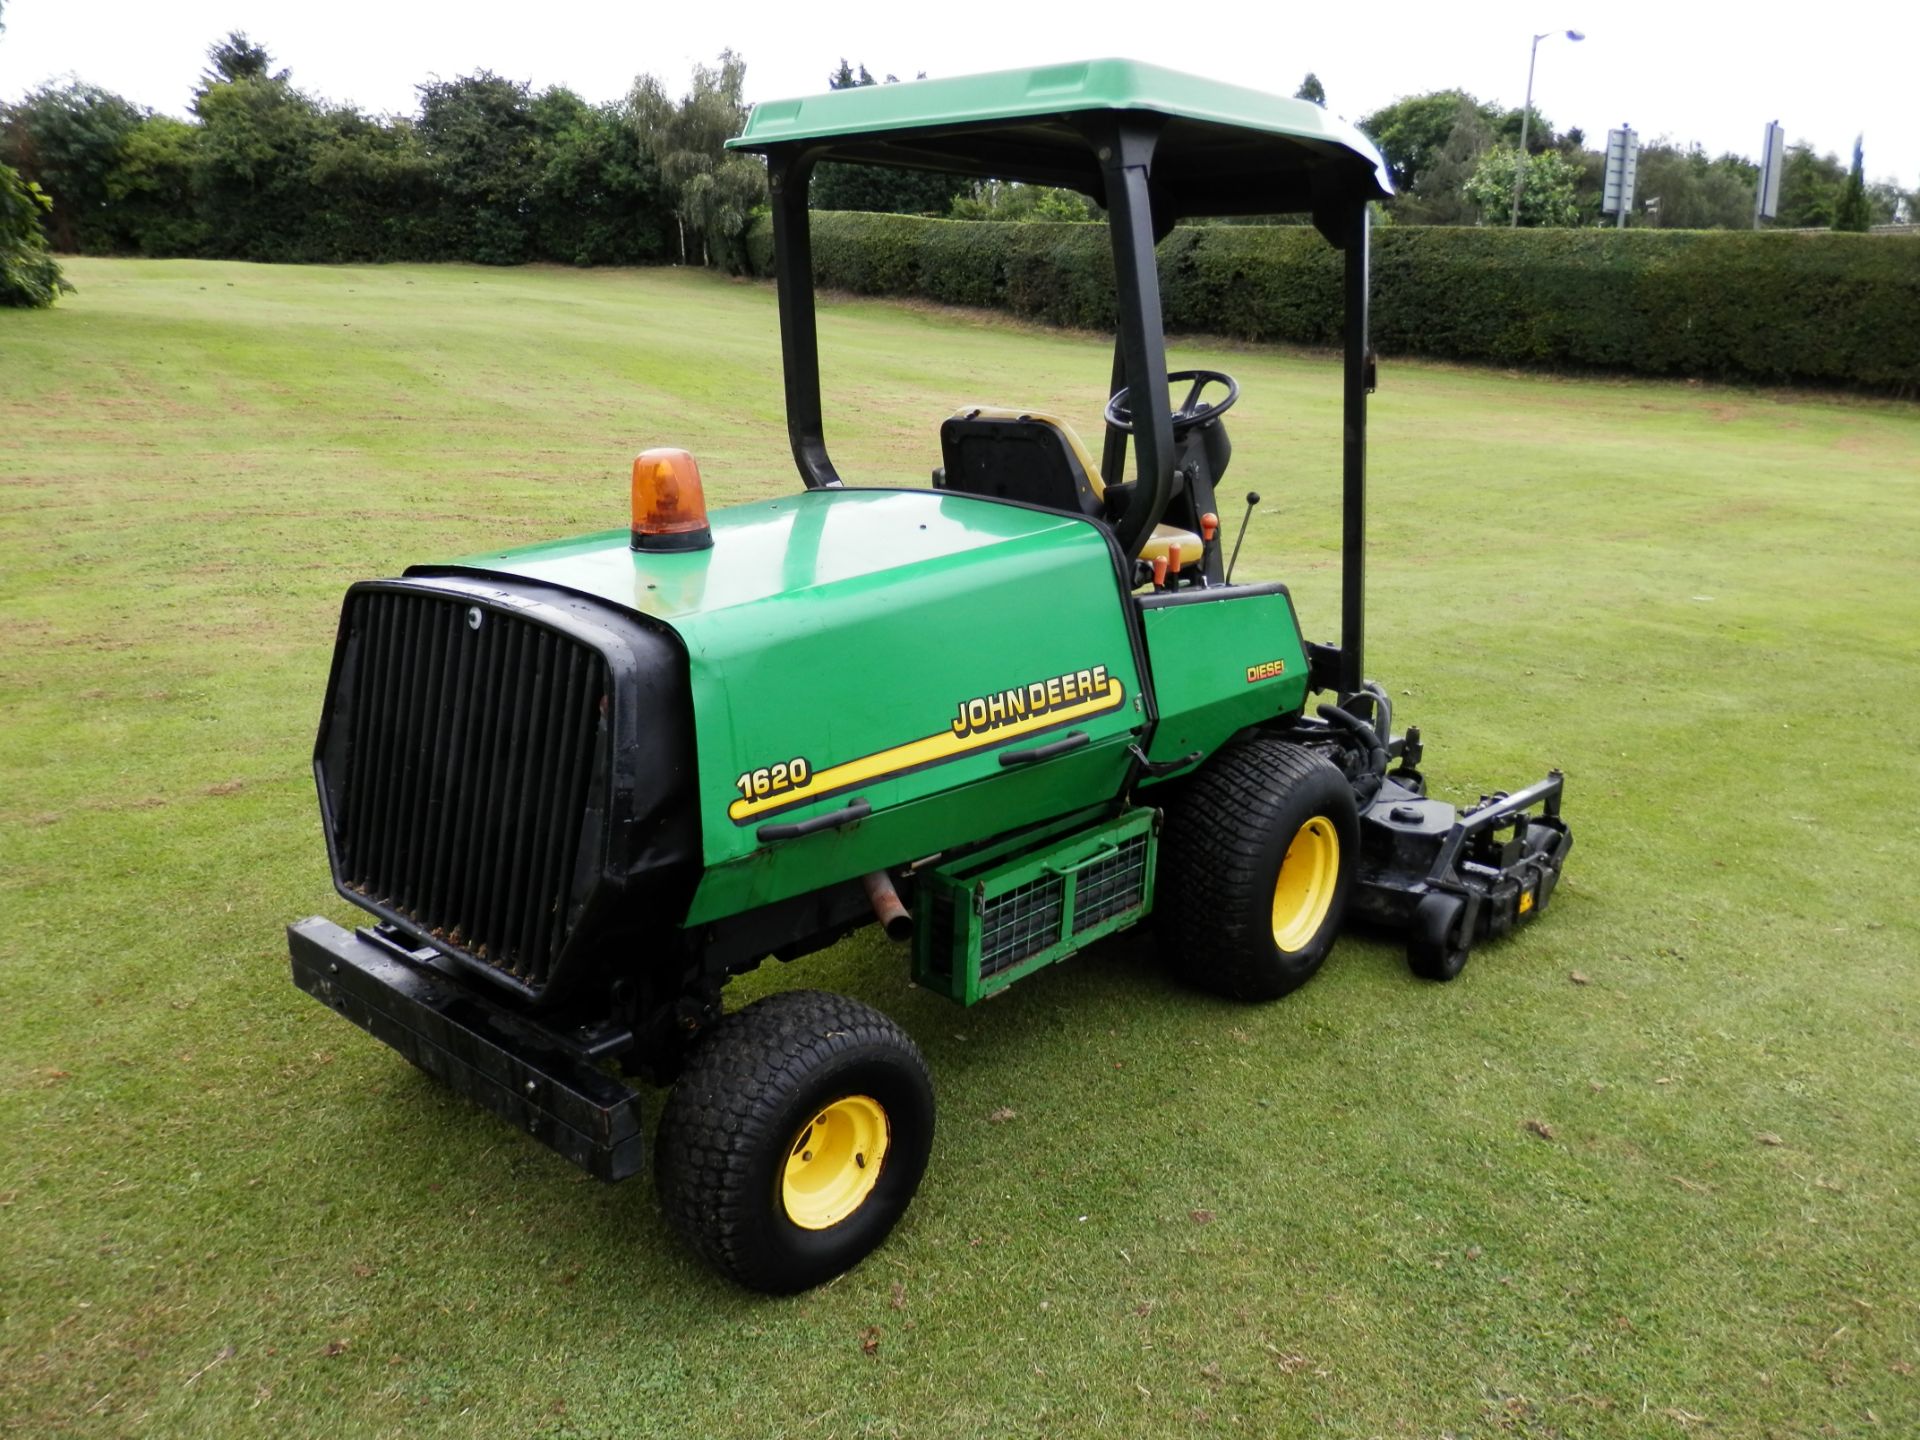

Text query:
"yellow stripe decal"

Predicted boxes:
[[728, 676, 1126, 824]]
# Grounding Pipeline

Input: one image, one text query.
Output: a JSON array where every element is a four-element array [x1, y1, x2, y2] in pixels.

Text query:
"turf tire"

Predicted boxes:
[[654, 989, 934, 1293], [1159, 736, 1359, 1000]]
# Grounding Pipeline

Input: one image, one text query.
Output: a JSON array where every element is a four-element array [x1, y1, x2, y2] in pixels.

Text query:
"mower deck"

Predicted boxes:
[[1352, 770, 1572, 975]]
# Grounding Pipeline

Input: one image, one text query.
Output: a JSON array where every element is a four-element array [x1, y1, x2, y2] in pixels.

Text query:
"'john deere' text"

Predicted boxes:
[[950, 665, 1115, 739]]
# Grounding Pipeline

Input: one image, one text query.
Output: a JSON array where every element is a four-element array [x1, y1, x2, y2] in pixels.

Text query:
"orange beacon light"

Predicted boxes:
[[630, 448, 714, 552]]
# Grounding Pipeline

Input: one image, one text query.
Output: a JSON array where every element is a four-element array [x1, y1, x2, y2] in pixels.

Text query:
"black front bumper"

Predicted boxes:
[[288, 917, 645, 1181]]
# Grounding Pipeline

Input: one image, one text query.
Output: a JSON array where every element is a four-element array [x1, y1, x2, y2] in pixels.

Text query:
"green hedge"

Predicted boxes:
[[746, 214, 1920, 391]]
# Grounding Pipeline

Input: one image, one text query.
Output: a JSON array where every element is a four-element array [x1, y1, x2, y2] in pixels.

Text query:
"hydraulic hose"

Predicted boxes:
[[1315, 702, 1389, 808], [1359, 681, 1393, 753]]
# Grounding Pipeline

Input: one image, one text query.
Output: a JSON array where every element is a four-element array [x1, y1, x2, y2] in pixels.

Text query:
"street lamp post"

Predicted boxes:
[[1509, 28, 1585, 227]]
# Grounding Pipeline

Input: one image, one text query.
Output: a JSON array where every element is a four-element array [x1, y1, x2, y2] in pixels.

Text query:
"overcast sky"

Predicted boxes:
[[4, 0, 1915, 187]]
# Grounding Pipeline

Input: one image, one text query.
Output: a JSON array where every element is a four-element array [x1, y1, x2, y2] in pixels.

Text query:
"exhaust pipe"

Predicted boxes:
[[861, 870, 913, 942]]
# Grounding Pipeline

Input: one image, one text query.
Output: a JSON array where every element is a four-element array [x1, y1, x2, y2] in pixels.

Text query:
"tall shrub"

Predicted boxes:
[[0, 0, 70, 302], [0, 162, 70, 305], [1832, 138, 1872, 233]]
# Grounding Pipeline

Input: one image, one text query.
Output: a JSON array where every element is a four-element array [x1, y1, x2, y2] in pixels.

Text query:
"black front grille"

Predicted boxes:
[[327, 589, 609, 992]]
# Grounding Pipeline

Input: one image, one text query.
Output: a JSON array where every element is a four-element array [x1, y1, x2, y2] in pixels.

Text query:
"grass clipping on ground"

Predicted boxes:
[[2, 258, 1918, 1438]]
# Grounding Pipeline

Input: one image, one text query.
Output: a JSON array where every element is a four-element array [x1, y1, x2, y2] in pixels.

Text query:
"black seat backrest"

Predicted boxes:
[[937, 411, 1105, 519]]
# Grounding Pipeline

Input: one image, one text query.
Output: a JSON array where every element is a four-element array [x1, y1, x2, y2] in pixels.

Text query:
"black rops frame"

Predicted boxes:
[[760, 113, 1377, 702]]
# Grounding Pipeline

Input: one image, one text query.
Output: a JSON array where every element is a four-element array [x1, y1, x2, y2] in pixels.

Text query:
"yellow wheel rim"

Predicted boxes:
[[781, 1095, 890, 1231], [1271, 816, 1340, 952]]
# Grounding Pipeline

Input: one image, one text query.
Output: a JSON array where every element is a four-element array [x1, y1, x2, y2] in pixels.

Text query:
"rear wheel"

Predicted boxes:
[[654, 989, 934, 1293], [1159, 737, 1359, 1000]]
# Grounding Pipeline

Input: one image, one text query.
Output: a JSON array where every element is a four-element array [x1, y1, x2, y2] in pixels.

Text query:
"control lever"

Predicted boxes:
[[1198, 512, 1219, 586], [1225, 491, 1260, 585]]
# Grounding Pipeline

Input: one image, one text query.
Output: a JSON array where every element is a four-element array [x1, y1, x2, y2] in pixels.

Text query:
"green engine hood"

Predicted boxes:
[[435, 489, 1147, 923]]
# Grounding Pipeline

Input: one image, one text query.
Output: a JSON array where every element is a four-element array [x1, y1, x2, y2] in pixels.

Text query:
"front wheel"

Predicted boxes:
[[654, 989, 935, 1293], [1406, 891, 1471, 981], [1159, 736, 1360, 1000]]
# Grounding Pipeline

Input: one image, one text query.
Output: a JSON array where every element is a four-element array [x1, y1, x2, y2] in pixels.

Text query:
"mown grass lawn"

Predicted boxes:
[[3, 257, 1917, 1439]]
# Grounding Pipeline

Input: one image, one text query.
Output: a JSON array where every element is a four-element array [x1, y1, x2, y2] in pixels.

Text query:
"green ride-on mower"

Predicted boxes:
[[288, 60, 1572, 1292]]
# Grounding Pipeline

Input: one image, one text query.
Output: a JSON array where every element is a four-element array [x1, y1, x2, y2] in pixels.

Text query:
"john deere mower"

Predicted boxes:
[[289, 60, 1571, 1292]]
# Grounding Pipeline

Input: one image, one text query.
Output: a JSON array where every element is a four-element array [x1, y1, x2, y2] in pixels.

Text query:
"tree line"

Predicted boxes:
[[3, 35, 1912, 310], [1, 33, 694, 272], [1352, 84, 1909, 232], [0, 37, 1102, 306], [0, 34, 794, 303]]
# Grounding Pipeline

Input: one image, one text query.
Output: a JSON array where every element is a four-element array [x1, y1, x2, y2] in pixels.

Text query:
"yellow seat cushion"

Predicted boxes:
[[947, 405, 1203, 570], [1140, 523, 1204, 567]]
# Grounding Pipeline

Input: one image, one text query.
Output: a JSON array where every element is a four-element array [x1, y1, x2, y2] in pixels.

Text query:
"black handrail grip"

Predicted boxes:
[[1127, 742, 1202, 778], [756, 799, 871, 843], [999, 730, 1091, 767]]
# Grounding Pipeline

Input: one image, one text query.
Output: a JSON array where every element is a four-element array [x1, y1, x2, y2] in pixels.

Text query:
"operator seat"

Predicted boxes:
[[938, 406, 1204, 570]]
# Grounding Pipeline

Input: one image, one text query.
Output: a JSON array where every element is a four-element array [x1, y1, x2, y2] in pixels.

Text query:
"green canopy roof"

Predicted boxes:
[[729, 58, 1392, 216]]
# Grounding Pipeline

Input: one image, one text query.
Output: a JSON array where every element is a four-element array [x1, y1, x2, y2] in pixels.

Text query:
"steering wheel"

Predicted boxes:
[[1103, 368, 1239, 436]]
